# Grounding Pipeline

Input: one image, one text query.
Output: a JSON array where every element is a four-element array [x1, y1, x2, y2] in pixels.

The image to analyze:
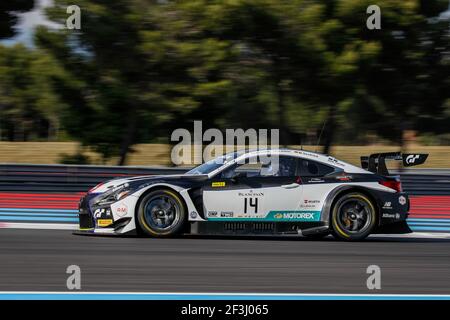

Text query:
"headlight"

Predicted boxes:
[[94, 183, 131, 205], [115, 189, 131, 201]]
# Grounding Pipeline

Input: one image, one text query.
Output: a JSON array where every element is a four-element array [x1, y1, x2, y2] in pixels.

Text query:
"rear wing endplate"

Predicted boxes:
[[360, 152, 428, 175]]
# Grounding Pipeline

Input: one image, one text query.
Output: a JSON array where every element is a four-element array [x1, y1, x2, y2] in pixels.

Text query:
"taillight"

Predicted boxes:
[[379, 179, 402, 192]]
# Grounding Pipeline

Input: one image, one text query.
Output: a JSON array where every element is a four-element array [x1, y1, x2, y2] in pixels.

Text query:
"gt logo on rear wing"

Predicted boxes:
[[403, 154, 428, 166], [360, 152, 428, 175]]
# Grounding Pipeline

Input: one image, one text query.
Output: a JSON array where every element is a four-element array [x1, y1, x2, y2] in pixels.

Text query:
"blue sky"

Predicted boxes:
[[1, 0, 59, 47]]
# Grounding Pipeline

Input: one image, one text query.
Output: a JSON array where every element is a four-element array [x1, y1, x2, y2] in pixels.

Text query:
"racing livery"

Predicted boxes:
[[78, 149, 428, 240]]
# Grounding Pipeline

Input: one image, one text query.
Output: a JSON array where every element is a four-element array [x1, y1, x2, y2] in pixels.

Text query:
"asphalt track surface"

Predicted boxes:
[[1, 229, 450, 294]]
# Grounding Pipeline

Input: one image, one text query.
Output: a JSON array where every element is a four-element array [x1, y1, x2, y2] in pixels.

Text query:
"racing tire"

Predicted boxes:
[[330, 192, 377, 241], [137, 189, 187, 237]]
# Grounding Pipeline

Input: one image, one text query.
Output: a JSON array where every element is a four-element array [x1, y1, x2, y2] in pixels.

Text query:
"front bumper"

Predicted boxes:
[[78, 195, 95, 230], [78, 193, 135, 234]]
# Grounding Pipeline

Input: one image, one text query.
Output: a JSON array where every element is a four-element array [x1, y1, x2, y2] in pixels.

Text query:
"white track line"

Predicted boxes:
[[371, 232, 450, 239]]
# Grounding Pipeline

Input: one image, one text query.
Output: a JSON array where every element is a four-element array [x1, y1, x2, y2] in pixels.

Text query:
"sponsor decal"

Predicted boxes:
[[398, 196, 407, 206], [327, 157, 345, 167], [207, 211, 218, 217], [97, 219, 113, 227], [220, 211, 234, 217], [289, 212, 313, 219], [382, 202, 392, 210], [300, 199, 321, 209], [405, 154, 420, 164], [308, 178, 324, 183], [238, 191, 264, 197], [94, 208, 102, 218], [115, 203, 128, 217], [212, 181, 226, 187], [207, 211, 320, 222], [304, 199, 320, 204], [382, 213, 401, 219], [294, 150, 319, 158], [273, 212, 316, 220], [336, 173, 352, 181], [94, 208, 112, 218]]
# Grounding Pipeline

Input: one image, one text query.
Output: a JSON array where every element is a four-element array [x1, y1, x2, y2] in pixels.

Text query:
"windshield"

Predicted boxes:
[[185, 152, 238, 175]]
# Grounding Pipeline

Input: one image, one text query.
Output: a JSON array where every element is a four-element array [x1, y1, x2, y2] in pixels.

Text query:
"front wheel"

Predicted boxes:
[[137, 189, 186, 237], [331, 193, 377, 241]]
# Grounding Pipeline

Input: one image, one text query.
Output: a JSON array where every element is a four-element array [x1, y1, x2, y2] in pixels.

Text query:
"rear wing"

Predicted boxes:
[[360, 152, 428, 175]]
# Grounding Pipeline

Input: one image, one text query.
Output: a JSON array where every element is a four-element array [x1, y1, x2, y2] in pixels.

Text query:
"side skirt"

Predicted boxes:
[[189, 221, 329, 236]]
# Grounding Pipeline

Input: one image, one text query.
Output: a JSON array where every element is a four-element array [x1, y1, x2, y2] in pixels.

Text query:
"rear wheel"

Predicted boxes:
[[331, 193, 377, 241], [137, 189, 186, 237]]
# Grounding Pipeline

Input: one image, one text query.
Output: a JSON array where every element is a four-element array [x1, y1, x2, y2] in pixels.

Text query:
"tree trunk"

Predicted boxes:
[[322, 105, 336, 155], [276, 80, 287, 147], [117, 110, 138, 166], [398, 120, 410, 174]]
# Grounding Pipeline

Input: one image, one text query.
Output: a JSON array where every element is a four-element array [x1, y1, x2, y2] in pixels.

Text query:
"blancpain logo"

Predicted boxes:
[[238, 191, 264, 197]]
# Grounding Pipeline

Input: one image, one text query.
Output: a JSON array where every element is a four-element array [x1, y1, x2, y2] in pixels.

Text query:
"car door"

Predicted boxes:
[[202, 155, 304, 221]]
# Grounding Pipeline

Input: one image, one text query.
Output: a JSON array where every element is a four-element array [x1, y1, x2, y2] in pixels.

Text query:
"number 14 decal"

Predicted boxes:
[[244, 197, 258, 214]]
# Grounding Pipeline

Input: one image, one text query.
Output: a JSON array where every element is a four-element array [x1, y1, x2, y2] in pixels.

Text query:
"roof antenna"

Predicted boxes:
[[315, 119, 327, 153]]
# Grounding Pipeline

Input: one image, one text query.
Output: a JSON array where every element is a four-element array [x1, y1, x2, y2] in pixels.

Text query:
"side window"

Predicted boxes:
[[220, 156, 298, 178], [298, 159, 334, 177]]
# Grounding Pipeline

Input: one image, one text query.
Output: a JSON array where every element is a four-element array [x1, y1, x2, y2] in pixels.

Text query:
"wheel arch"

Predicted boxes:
[[321, 185, 381, 226], [133, 184, 189, 234]]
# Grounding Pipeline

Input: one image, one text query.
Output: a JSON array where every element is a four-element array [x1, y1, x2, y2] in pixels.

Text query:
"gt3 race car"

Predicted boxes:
[[78, 149, 427, 240]]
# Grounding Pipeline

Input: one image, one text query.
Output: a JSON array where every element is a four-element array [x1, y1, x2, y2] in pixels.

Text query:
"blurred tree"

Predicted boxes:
[[284, 0, 450, 152], [36, 0, 238, 164], [279, 0, 450, 153], [360, 0, 450, 148], [165, 0, 333, 146], [0, 44, 62, 141], [22, 0, 450, 164]]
